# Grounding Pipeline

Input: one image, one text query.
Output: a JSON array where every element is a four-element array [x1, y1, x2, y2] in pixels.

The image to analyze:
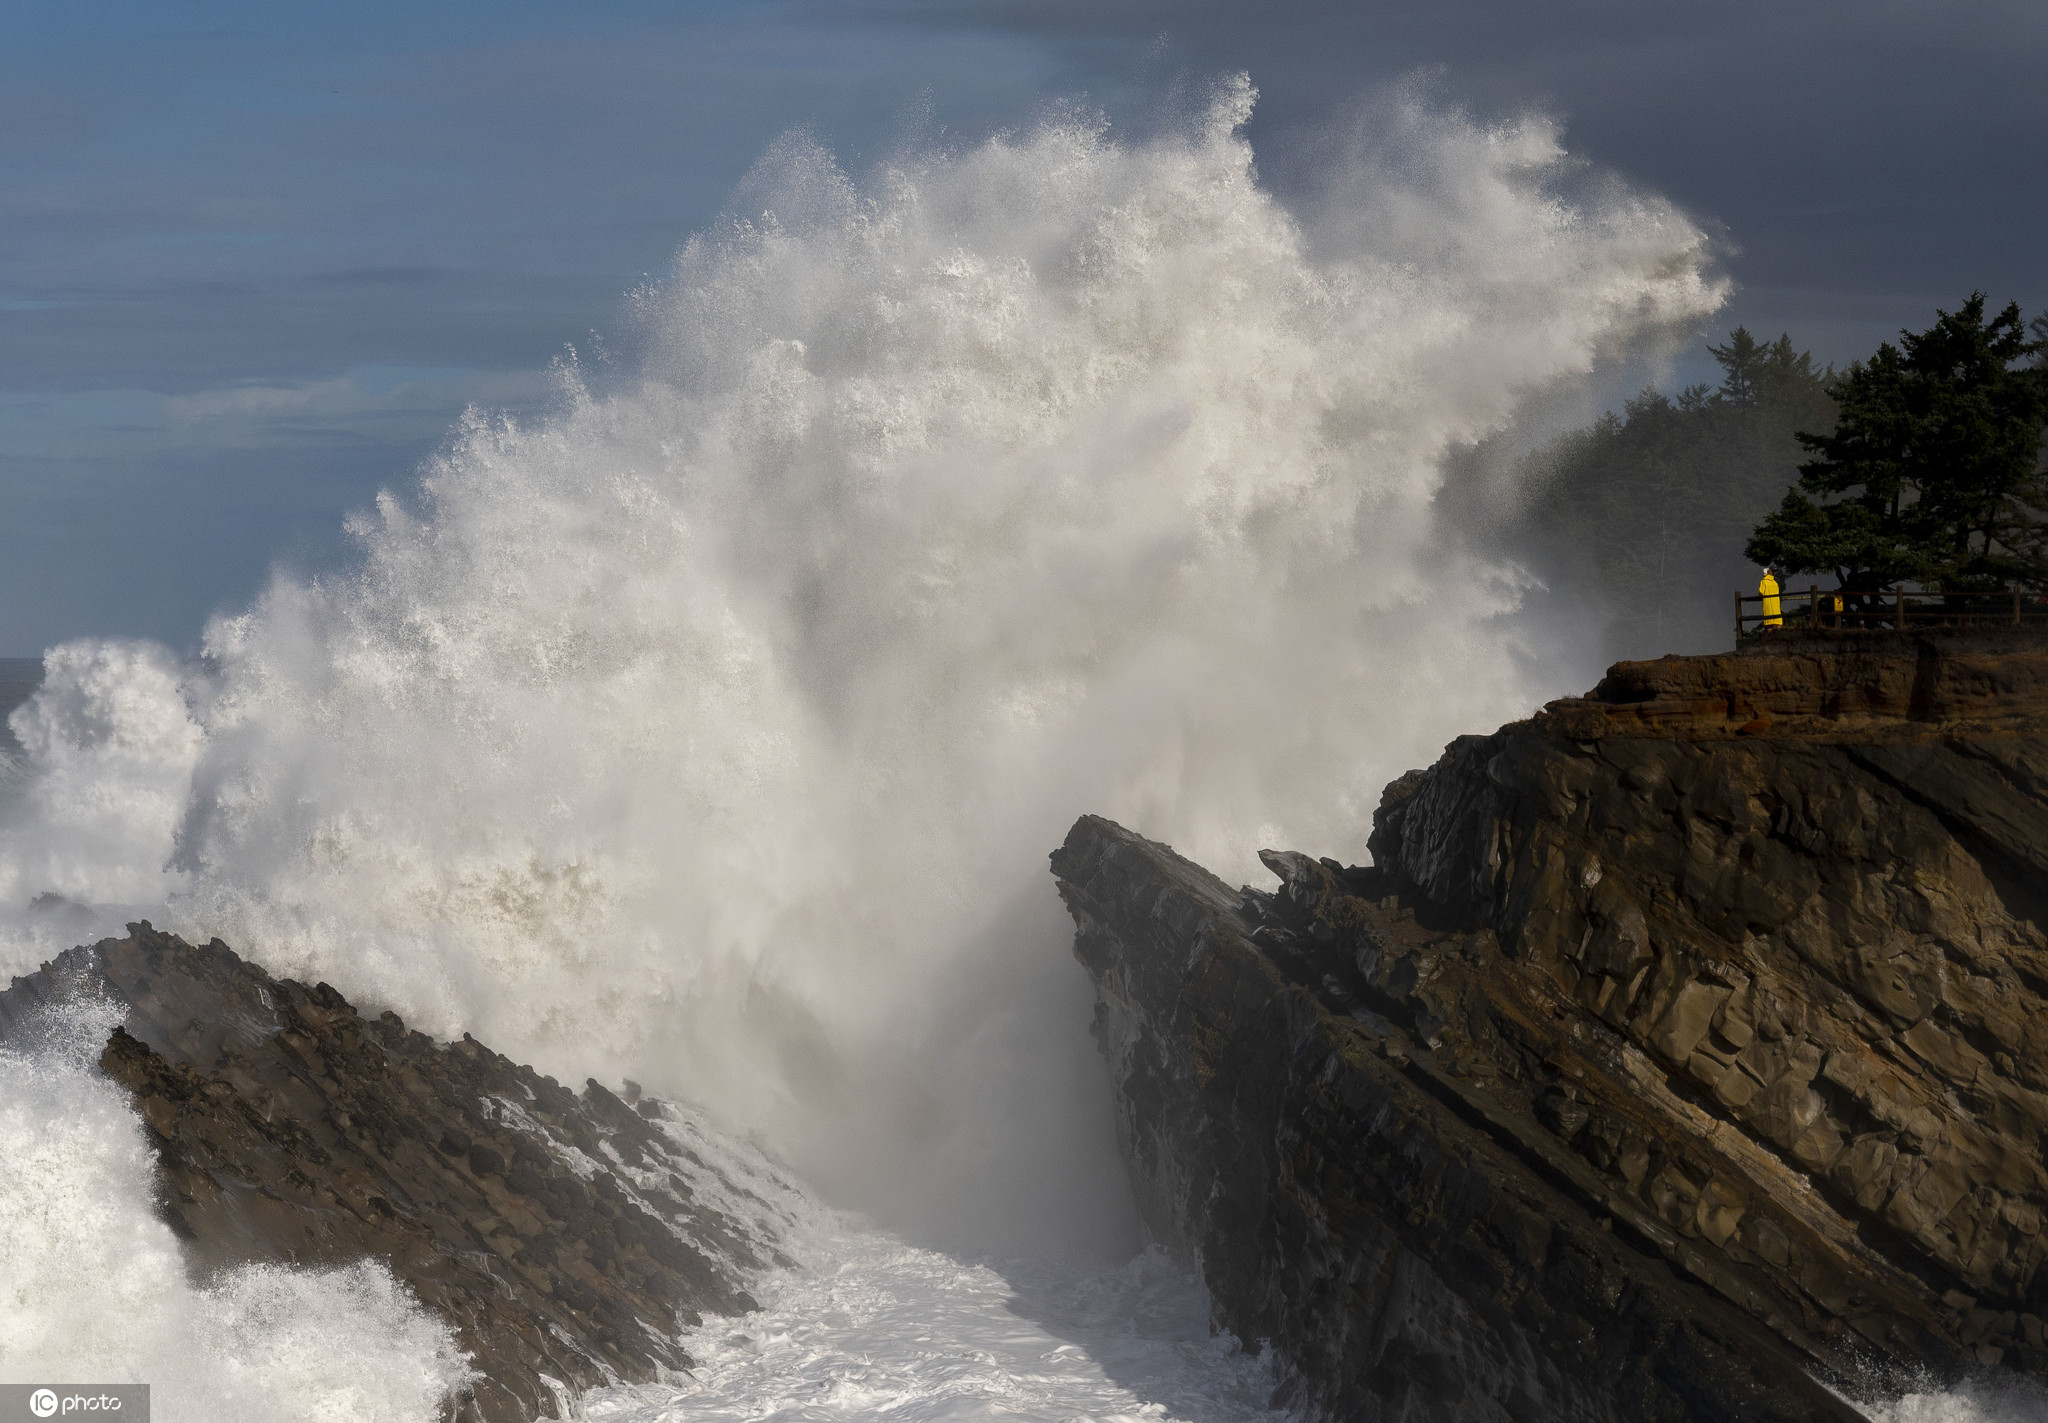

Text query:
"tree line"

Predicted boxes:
[[1484, 295, 2048, 659]]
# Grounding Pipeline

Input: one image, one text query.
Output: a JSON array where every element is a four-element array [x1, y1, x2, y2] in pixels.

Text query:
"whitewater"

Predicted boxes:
[[0, 76, 2021, 1422]]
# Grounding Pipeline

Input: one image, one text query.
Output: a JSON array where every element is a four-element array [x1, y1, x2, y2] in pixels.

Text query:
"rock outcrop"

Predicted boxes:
[[1054, 631, 2048, 1422], [1536, 627, 2048, 742], [0, 926, 802, 1422]]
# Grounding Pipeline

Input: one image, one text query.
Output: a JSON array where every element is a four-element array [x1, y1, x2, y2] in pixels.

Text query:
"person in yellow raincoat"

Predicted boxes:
[[1759, 568, 1782, 628]]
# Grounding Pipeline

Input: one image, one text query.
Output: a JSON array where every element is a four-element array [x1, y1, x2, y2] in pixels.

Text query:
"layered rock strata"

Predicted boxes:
[[0, 926, 802, 1422], [1540, 626, 2048, 741], [1054, 634, 2048, 1422]]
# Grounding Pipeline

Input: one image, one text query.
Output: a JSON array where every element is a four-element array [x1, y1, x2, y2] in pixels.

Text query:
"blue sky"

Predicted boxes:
[[3, 0, 2043, 653]]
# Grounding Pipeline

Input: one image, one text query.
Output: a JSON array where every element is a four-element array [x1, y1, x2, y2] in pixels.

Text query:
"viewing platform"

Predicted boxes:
[[1736, 585, 2048, 641]]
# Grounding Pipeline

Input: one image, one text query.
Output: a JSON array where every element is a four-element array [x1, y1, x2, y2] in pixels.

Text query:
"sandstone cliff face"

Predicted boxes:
[[1053, 634, 2048, 1423], [0, 926, 801, 1422]]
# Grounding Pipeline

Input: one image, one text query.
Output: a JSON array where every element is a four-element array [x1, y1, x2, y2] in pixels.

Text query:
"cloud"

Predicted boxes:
[[159, 368, 553, 447]]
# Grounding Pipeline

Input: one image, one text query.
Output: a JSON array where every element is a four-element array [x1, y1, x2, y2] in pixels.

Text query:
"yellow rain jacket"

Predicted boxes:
[[1760, 571, 1781, 628]]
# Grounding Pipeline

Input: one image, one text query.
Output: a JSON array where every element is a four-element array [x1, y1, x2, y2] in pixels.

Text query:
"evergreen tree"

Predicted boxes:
[[1706, 327, 1771, 406], [1746, 295, 2048, 589], [1486, 326, 1835, 657]]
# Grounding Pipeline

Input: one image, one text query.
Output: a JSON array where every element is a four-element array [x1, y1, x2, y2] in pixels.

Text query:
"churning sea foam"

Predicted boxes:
[[0, 640, 201, 912], [579, 1230, 1292, 1423], [1856, 1375, 2048, 1423], [0, 78, 1726, 1257]]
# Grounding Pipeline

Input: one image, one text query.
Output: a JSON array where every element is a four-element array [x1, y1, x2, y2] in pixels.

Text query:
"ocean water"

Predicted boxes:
[[1862, 1382, 2048, 1423], [0, 75, 2027, 1422], [583, 1232, 1290, 1423]]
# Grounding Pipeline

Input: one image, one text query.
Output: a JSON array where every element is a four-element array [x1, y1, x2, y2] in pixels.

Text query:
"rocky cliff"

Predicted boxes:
[[0, 926, 802, 1422], [1053, 631, 2048, 1422]]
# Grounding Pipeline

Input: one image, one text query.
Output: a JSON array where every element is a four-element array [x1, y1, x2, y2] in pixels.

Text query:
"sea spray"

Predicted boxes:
[[0, 641, 200, 915], [0, 79, 1723, 1255]]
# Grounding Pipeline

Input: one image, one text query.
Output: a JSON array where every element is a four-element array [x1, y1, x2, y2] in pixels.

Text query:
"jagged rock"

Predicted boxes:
[[1053, 632, 2048, 1422], [0, 926, 800, 1422]]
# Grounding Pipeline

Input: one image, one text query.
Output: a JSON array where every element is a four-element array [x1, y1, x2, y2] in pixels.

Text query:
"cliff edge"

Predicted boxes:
[[1053, 631, 2048, 1421]]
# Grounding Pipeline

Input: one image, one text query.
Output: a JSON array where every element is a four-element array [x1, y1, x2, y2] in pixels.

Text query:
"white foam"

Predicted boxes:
[[1857, 1375, 2048, 1423], [579, 1226, 1291, 1423], [0, 640, 199, 939], [0, 998, 471, 1422]]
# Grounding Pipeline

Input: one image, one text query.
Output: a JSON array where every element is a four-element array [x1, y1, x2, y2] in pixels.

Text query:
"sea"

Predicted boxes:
[[0, 79, 2028, 1423]]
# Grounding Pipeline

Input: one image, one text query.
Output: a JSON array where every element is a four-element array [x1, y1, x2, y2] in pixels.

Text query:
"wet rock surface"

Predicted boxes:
[[0, 926, 801, 1422], [1053, 635, 2048, 1422]]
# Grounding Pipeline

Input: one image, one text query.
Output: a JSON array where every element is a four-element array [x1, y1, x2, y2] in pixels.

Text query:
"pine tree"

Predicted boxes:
[[1485, 326, 1834, 657], [1746, 295, 2048, 590], [1707, 327, 1777, 407]]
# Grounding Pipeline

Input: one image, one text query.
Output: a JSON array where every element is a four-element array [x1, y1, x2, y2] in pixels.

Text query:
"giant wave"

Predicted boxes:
[[0, 79, 1767, 1420]]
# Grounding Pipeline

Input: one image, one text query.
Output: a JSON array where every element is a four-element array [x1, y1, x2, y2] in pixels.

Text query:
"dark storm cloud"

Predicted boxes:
[[872, 0, 2047, 358], [2, 0, 2041, 651]]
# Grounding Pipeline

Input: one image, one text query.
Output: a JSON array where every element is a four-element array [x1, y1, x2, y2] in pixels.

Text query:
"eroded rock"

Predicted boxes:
[[1054, 632, 2048, 1421], [0, 926, 804, 1421]]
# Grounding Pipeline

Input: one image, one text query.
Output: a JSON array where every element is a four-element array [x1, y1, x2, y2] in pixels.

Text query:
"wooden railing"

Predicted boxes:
[[1735, 586, 2048, 640]]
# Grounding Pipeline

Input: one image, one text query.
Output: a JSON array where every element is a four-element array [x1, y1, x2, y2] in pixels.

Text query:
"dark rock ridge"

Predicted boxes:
[[1053, 632, 2048, 1422], [0, 925, 804, 1422]]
